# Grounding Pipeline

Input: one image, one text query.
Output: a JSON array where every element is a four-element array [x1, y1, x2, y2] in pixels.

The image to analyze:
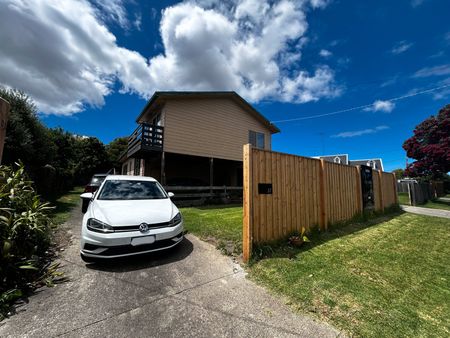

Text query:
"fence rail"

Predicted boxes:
[[164, 185, 242, 206], [243, 145, 397, 262]]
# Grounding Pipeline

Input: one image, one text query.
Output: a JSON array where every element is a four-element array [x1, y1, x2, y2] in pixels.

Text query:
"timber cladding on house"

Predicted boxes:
[[121, 91, 280, 191], [138, 92, 278, 161]]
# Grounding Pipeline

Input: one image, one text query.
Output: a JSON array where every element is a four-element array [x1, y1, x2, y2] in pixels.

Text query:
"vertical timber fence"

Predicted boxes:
[[243, 145, 398, 262]]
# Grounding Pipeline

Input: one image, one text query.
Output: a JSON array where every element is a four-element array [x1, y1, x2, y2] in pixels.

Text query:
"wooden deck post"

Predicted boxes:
[[243, 144, 253, 263], [161, 151, 166, 185], [319, 159, 327, 231]]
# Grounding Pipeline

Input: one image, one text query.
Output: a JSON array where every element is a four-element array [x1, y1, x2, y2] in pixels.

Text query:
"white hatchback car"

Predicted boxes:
[[79, 175, 184, 262]]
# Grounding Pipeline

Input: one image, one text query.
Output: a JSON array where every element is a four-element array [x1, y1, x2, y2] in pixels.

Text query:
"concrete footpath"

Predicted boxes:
[[0, 206, 342, 338], [401, 205, 450, 219]]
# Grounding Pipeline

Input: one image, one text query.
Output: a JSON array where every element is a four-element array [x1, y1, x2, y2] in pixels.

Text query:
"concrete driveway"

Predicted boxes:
[[401, 205, 450, 218], [0, 206, 342, 337]]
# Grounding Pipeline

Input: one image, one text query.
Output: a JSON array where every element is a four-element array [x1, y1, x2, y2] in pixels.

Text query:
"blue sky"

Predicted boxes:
[[1, 0, 449, 171]]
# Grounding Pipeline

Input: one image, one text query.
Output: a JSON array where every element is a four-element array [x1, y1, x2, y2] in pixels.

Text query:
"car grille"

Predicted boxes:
[[113, 221, 172, 232]]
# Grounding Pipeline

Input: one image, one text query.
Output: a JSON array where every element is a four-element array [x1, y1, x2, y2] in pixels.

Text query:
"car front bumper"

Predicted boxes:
[[80, 222, 184, 259]]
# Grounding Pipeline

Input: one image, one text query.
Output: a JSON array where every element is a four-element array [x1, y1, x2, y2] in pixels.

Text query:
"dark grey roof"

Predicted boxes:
[[349, 159, 384, 171], [313, 154, 384, 171], [317, 154, 349, 165]]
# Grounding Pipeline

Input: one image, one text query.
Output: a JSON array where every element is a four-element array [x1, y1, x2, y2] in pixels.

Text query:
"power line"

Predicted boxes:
[[271, 84, 450, 124]]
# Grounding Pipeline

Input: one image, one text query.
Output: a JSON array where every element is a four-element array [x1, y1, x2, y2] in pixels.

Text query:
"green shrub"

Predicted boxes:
[[0, 162, 53, 320]]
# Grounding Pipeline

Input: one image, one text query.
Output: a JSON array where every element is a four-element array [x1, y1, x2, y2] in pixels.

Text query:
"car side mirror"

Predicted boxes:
[[80, 192, 94, 200], [168, 192, 174, 198], [80, 192, 94, 214]]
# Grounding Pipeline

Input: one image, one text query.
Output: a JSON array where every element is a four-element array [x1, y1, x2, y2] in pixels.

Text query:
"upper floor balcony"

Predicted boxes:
[[127, 123, 164, 158]]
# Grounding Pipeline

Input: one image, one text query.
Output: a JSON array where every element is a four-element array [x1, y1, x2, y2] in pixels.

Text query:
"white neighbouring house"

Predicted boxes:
[[314, 154, 384, 171]]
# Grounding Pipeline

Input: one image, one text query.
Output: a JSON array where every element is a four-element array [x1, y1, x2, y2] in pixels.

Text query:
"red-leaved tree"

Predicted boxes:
[[403, 104, 450, 179]]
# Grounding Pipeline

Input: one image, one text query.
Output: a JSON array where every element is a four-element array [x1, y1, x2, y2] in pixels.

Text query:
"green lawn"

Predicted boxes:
[[249, 213, 450, 337], [397, 192, 410, 205], [398, 192, 450, 211], [182, 205, 449, 336], [420, 199, 450, 211], [180, 205, 242, 254], [49, 187, 84, 225]]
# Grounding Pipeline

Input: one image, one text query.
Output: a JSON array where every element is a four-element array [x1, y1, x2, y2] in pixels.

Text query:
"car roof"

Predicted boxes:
[[104, 175, 158, 182]]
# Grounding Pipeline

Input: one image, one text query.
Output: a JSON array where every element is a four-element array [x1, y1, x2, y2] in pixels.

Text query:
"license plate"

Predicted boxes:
[[131, 236, 155, 246]]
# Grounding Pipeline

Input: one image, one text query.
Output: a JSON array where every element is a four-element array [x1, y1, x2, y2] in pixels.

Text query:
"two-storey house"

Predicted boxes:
[[121, 91, 280, 188]]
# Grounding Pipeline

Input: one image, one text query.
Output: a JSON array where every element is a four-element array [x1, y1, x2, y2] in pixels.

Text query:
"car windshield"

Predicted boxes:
[[97, 180, 167, 200]]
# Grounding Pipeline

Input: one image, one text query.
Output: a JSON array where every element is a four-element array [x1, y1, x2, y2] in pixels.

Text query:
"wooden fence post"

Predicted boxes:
[[392, 173, 398, 204], [319, 159, 327, 231], [355, 166, 363, 213], [378, 170, 384, 212], [243, 144, 253, 263]]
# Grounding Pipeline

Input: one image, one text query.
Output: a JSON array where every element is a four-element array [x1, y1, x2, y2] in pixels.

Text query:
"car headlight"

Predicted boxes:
[[87, 218, 114, 233], [169, 212, 182, 226]]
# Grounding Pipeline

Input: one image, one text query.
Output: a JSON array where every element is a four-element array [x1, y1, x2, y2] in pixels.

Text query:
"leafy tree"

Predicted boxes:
[[403, 104, 450, 179], [106, 137, 128, 172], [0, 88, 113, 195], [0, 88, 56, 175], [74, 137, 111, 184], [392, 168, 405, 179]]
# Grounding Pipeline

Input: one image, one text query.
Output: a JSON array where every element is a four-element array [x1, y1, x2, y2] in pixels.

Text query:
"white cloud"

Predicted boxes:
[[364, 100, 395, 113], [429, 51, 444, 59], [0, 0, 154, 115], [91, 0, 130, 29], [433, 88, 450, 100], [380, 76, 398, 87], [413, 64, 450, 78], [280, 67, 340, 103], [319, 49, 332, 58], [432, 77, 450, 100], [332, 125, 389, 138], [391, 40, 413, 55], [411, 0, 425, 8], [0, 0, 339, 115], [134, 13, 142, 30]]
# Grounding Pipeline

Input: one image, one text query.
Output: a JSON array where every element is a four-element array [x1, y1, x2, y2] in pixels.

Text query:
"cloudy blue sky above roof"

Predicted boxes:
[[0, 0, 449, 171]]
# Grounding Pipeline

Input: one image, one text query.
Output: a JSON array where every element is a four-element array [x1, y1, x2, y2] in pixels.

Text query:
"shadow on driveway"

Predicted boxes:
[[85, 237, 194, 273]]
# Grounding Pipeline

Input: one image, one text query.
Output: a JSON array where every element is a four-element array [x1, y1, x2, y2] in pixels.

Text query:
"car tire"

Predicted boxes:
[[80, 253, 97, 264]]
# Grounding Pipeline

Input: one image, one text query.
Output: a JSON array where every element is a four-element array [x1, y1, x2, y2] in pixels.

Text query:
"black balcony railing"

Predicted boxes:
[[127, 123, 164, 157]]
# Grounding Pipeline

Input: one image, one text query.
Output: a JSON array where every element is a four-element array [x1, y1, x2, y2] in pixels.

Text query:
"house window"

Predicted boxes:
[[134, 158, 141, 176], [249, 130, 265, 149], [334, 156, 341, 164]]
